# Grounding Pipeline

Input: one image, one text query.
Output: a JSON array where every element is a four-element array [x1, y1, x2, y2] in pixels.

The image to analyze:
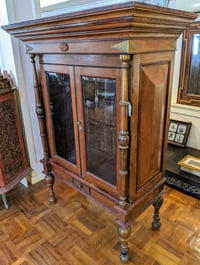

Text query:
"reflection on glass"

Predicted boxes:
[[46, 72, 76, 165], [82, 76, 116, 186], [189, 33, 200, 95], [193, 34, 199, 55]]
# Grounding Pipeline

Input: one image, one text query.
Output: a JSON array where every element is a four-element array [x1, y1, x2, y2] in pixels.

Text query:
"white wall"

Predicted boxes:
[[0, 0, 16, 77], [176, 0, 200, 12], [0, 0, 44, 183]]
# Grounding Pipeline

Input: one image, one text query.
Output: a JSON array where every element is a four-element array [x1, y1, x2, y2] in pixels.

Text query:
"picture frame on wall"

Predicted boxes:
[[168, 119, 192, 147]]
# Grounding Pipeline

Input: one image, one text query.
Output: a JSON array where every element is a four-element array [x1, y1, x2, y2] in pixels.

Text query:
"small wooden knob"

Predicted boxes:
[[60, 43, 69, 52]]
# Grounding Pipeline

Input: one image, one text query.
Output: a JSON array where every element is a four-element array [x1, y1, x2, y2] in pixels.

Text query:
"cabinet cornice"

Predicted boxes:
[[2, 2, 196, 43]]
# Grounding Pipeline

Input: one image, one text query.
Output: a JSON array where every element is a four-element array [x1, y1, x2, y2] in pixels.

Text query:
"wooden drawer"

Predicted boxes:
[[72, 178, 90, 195]]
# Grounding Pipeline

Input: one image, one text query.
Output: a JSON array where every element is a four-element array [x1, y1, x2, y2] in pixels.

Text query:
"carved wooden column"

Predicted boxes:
[[30, 54, 56, 204], [152, 194, 163, 230], [119, 54, 130, 208], [117, 54, 131, 263], [118, 225, 131, 263]]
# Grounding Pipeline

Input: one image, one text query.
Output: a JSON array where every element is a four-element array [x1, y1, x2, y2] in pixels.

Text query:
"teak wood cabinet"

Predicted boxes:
[[2, 2, 196, 262]]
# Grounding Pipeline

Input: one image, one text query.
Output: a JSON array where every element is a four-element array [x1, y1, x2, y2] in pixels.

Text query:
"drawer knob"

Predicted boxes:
[[60, 43, 69, 52]]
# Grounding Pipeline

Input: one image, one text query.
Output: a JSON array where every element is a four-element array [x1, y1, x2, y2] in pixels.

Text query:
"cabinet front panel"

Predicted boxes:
[[82, 76, 116, 185], [137, 62, 169, 189], [47, 72, 76, 164], [41, 65, 80, 174], [76, 67, 121, 195]]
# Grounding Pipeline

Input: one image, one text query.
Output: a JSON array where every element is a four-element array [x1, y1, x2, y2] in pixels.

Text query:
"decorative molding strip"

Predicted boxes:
[[2, 2, 196, 42], [170, 103, 200, 119], [166, 173, 200, 198]]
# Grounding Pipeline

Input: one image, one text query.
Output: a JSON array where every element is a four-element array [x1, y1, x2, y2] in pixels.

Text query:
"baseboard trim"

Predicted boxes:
[[27, 171, 45, 185]]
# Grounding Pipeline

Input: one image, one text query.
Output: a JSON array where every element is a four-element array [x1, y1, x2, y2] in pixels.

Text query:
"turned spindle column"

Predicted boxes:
[[30, 54, 56, 204], [118, 225, 131, 263], [118, 54, 130, 208], [117, 55, 131, 263], [152, 194, 163, 230]]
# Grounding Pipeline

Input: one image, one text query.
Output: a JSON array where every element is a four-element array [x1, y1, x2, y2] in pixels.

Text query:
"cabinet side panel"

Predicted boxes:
[[137, 62, 169, 189]]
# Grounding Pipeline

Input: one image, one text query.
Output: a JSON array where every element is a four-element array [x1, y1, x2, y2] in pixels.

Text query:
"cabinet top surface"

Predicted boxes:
[[2, 1, 197, 43]]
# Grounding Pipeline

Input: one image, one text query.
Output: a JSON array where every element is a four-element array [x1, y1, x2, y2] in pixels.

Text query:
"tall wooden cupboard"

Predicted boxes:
[[2, 2, 196, 262]]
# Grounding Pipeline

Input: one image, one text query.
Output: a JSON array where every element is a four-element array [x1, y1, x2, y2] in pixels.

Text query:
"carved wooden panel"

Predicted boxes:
[[0, 91, 28, 186], [137, 63, 169, 190]]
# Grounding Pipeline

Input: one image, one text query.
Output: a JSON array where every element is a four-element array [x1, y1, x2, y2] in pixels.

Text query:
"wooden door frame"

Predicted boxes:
[[40, 64, 81, 175]]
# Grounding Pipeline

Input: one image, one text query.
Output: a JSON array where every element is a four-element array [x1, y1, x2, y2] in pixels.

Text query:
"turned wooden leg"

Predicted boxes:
[[1, 193, 8, 209], [152, 195, 163, 230], [45, 172, 56, 204], [118, 225, 131, 263]]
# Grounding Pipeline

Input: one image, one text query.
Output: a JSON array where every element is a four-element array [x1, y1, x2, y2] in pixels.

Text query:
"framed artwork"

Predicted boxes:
[[178, 155, 200, 177], [168, 119, 192, 147]]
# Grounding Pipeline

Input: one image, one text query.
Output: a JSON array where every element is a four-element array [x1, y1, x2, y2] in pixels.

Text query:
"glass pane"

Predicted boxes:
[[82, 76, 116, 186], [46, 71, 76, 165], [188, 33, 200, 95]]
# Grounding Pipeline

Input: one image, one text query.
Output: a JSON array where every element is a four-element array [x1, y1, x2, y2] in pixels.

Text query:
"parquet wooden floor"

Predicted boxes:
[[0, 180, 200, 265]]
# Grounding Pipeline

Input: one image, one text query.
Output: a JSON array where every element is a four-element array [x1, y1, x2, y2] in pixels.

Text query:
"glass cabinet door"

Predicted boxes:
[[41, 65, 80, 174], [76, 67, 121, 190]]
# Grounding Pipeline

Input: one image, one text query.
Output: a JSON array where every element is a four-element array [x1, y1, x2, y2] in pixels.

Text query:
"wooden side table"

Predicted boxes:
[[0, 74, 31, 208]]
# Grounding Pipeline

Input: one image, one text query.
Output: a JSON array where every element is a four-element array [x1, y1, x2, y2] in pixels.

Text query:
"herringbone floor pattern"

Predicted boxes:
[[0, 180, 200, 265]]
